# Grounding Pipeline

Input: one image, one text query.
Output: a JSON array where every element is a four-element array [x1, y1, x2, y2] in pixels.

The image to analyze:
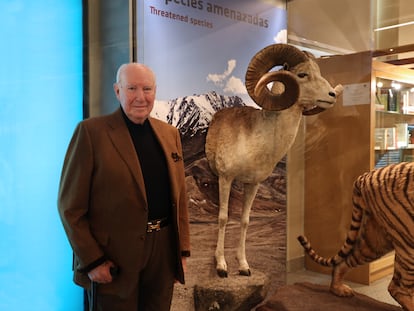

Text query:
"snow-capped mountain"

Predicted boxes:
[[151, 91, 247, 137]]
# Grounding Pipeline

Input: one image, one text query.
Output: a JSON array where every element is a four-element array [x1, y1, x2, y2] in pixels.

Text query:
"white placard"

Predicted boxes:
[[342, 83, 370, 106]]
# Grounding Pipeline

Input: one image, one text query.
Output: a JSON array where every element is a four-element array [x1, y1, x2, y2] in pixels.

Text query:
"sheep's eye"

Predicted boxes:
[[298, 73, 308, 78]]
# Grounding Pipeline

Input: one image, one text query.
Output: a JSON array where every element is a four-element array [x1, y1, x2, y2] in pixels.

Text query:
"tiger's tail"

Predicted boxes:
[[297, 177, 364, 267], [297, 235, 340, 266]]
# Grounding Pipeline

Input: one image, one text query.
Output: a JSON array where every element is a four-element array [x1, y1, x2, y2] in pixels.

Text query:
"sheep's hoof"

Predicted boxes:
[[239, 269, 251, 276], [217, 269, 228, 278]]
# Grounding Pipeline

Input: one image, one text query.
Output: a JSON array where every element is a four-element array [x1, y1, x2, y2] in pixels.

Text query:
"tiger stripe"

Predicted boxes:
[[298, 162, 414, 295]]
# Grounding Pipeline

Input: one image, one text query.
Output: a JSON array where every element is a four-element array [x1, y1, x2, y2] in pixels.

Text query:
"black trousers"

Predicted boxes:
[[85, 225, 177, 311]]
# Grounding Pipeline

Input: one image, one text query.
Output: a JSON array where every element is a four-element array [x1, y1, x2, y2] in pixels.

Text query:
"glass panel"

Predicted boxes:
[[286, 0, 414, 285], [375, 77, 414, 167], [287, 0, 373, 56]]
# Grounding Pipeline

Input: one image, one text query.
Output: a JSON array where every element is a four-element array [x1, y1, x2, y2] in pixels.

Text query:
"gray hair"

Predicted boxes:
[[115, 63, 156, 84]]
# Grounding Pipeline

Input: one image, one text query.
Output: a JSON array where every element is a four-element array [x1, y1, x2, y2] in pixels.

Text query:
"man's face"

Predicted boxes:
[[114, 64, 156, 124]]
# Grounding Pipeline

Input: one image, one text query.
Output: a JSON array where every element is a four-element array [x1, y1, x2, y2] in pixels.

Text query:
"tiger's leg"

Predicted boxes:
[[388, 253, 414, 311], [388, 278, 414, 311], [330, 261, 354, 296], [331, 213, 393, 297]]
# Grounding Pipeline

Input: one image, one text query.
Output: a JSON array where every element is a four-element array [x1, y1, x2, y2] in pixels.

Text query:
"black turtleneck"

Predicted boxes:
[[122, 110, 172, 221]]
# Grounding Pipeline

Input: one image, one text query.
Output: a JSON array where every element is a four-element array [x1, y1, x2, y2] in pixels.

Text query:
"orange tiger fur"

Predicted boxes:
[[298, 162, 414, 311]]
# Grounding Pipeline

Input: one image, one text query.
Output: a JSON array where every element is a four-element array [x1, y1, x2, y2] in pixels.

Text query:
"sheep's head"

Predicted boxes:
[[245, 44, 342, 115]]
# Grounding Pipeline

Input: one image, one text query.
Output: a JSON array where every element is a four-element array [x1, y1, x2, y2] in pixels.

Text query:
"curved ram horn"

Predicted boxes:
[[254, 71, 299, 111], [245, 44, 308, 110]]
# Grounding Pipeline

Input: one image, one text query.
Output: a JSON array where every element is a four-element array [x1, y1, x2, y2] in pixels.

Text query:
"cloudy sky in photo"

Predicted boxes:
[[137, 0, 287, 105]]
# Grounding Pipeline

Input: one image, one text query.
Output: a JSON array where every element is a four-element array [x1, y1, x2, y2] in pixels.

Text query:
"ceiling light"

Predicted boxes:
[[391, 82, 401, 90], [374, 20, 414, 32]]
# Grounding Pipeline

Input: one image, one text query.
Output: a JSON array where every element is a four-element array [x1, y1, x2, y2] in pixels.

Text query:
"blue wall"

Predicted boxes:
[[0, 1, 83, 310]]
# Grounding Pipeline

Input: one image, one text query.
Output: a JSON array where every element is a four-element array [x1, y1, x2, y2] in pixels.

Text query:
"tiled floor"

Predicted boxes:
[[286, 269, 399, 307]]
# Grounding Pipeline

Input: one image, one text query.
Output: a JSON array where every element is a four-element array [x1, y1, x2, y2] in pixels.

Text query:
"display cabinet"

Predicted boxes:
[[374, 62, 414, 168], [302, 51, 414, 285]]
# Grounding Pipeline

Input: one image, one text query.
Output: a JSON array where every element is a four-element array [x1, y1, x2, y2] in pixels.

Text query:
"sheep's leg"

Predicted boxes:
[[237, 183, 259, 276], [215, 175, 233, 278]]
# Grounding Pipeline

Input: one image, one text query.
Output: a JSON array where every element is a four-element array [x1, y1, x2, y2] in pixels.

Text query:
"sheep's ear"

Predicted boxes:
[[283, 62, 289, 71]]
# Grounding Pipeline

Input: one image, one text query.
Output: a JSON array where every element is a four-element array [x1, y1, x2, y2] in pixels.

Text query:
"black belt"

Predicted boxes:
[[146, 217, 170, 233]]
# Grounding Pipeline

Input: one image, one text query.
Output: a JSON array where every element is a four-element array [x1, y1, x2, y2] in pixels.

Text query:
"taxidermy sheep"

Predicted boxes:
[[205, 43, 343, 277], [299, 161, 414, 311]]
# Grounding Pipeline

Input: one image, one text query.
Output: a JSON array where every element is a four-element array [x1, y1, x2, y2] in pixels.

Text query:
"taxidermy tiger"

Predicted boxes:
[[298, 161, 414, 311]]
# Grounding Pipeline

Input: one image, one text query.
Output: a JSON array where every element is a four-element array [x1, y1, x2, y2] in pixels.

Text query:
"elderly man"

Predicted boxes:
[[58, 63, 190, 310]]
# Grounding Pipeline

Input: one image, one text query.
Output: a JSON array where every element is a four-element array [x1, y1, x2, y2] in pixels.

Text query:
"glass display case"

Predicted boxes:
[[374, 75, 414, 168], [302, 52, 414, 285]]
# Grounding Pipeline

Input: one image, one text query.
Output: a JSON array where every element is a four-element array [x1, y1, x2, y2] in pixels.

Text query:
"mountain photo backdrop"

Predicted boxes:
[[137, 0, 288, 305]]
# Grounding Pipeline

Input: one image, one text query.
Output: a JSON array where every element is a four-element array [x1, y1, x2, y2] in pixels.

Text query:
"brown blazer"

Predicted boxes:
[[58, 108, 190, 298]]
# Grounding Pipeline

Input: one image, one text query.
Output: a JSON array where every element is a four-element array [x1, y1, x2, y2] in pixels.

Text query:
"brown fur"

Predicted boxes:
[[299, 162, 414, 311], [206, 53, 341, 277]]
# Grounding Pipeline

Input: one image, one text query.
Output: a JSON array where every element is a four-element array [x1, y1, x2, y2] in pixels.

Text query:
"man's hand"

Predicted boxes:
[[87, 260, 116, 284], [175, 257, 187, 284], [182, 257, 187, 274]]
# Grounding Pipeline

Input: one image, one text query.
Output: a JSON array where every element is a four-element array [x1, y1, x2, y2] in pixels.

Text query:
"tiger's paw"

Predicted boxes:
[[330, 283, 354, 297]]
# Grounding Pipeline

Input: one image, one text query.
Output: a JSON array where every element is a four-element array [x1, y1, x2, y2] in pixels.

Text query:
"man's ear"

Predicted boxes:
[[113, 83, 120, 99]]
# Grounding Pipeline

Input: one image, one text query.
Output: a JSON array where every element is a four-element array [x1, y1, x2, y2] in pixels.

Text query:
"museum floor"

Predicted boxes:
[[286, 269, 399, 307], [171, 268, 399, 310]]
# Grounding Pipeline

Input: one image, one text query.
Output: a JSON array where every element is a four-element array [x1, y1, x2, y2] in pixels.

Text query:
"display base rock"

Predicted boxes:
[[193, 269, 270, 311], [256, 282, 402, 311]]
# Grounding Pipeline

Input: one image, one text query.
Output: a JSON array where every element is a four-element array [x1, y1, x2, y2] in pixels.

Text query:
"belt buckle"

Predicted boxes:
[[147, 220, 161, 233]]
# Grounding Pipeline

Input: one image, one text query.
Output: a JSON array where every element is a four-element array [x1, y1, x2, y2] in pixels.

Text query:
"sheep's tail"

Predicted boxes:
[[297, 235, 343, 267]]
